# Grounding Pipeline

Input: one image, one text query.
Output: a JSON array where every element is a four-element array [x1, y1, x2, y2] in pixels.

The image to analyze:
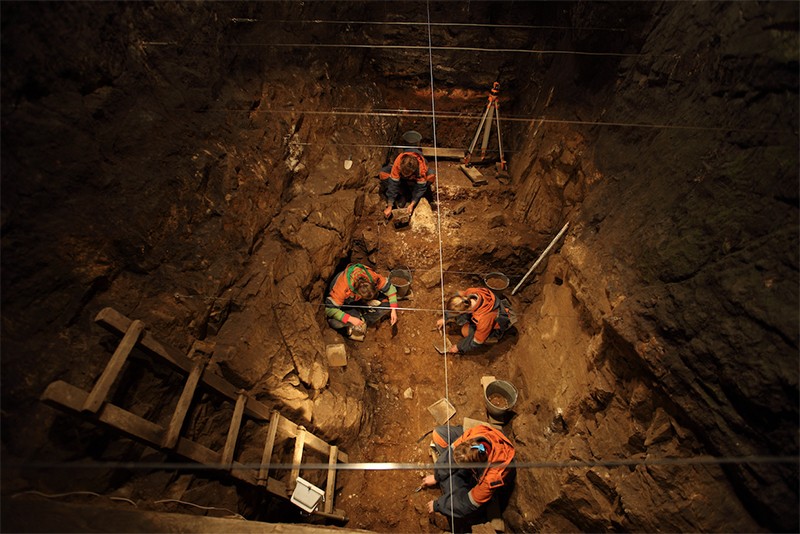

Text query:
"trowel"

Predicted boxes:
[[344, 154, 353, 170]]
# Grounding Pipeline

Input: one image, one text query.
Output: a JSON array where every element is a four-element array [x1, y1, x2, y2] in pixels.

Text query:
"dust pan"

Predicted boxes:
[[427, 398, 456, 425], [433, 337, 452, 354]]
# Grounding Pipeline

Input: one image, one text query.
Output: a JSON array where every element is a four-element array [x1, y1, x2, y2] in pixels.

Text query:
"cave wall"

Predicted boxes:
[[1, 1, 797, 532], [0, 0, 561, 465], [505, 1, 798, 531], [1, 0, 393, 472]]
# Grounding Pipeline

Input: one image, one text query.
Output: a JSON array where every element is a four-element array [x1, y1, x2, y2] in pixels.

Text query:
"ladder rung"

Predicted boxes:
[[82, 320, 145, 413], [258, 411, 280, 485], [289, 426, 306, 491], [277, 417, 346, 460], [94, 308, 274, 421], [325, 445, 338, 514], [221, 392, 247, 467], [161, 359, 206, 449]]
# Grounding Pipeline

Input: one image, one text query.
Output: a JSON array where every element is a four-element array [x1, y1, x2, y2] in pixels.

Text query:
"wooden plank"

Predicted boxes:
[[82, 320, 145, 413], [221, 392, 247, 467], [420, 147, 466, 159], [276, 415, 348, 463], [313, 509, 347, 522], [42, 380, 288, 498], [324, 445, 338, 514], [258, 411, 281, 486], [43, 380, 163, 443], [459, 164, 488, 186], [161, 359, 206, 449], [289, 426, 306, 492], [94, 308, 272, 421]]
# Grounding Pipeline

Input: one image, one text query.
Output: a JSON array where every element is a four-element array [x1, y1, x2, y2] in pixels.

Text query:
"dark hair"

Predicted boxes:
[[399, 155, 419, 178], [354, 277, 377, 300], [453, 438, 488, 464]]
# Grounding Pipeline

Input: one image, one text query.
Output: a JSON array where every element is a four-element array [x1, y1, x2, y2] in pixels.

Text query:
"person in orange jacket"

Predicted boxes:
[[436, 287, 514, 353], [420, 424, 516, 527], [325, 263, 398, 338], [378, 148, 436, 219]]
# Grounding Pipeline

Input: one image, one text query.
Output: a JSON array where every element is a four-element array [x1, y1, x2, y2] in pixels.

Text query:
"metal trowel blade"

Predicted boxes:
[[344, 155, 353, 170]]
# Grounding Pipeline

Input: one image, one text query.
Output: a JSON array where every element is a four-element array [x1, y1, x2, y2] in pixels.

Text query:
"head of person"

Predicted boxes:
[[445, 294, 475, 314], [453, 438, 489, 466], [399, 154, 419, 178], [354, 276, 377, 300]]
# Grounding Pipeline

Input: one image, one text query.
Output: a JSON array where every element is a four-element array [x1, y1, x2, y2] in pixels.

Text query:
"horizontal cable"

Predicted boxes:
[[11, 490, 137, 506], [197, 107, 791, 135], [232, 18, 627, 32], [12, 455, 799, 473], [236, 42, 651, 58], [141, 41, 656, 58]]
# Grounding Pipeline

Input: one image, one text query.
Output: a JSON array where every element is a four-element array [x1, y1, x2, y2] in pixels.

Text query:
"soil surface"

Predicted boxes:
[[329, 161, 531, 532]]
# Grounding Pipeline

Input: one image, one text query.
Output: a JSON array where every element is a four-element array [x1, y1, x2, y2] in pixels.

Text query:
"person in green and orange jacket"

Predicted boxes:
[[420, 424, 516, 528], [378, 148, 436, 219], [436, 287, 514, 353], [325, 263, 398, 338]]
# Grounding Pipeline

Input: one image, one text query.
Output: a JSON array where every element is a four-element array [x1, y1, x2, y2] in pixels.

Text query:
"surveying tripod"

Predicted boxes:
[[464, 81, 507, 171]]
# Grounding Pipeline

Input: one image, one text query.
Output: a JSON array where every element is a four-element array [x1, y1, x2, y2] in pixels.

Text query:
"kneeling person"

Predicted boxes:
[[325, 263, 398, 339], [422, 424, 516, 527], [436, 287, 514, 354], [379, 149, 436, 220]]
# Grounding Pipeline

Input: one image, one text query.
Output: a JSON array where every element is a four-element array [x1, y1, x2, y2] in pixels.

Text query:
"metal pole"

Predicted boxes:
[[511, 222, 570, 295], [493, 100, 505, 169], [480, 103, 494, 159], [467, 103, 492, 158]]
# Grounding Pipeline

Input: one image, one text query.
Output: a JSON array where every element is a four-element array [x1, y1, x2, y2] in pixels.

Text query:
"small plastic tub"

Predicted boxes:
[[484, 272, 509, 291], [402, 130, 422, 145]]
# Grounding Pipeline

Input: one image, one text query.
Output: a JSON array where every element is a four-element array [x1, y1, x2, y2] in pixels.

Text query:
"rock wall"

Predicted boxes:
[[0, 0, 391, 464], [506, 2, 798, 531], [1, 1, 796, 531]]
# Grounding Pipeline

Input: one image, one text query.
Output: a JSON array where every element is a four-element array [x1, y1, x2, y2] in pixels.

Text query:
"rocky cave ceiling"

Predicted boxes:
[[1, 1, 798, 533]]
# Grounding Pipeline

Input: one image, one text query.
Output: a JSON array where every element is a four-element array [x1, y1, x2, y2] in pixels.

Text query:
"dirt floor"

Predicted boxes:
[[321, 160, 535, 532]]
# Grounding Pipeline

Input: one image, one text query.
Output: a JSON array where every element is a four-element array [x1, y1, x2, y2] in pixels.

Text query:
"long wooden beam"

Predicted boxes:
[[94, 308, 272, 421], [41, 380, 287, 496], [95, 308, 350, 464]]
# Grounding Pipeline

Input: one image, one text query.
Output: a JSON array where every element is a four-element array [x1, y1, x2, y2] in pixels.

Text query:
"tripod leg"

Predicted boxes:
[[467, 103, 492, 163], [481, 104, 495, 160], [493, 101, 506, 170]]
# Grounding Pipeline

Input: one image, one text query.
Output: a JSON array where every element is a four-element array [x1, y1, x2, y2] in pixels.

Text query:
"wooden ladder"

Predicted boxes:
[[41, 307, 348, 521]]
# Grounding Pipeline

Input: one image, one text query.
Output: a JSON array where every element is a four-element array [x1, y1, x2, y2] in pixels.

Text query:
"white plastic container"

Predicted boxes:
[[290, 477, 325, 513]]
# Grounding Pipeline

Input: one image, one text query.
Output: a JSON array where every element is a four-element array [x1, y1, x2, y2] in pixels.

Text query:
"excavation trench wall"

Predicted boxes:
[[1, 1, 797, 532], [502, 2, 798, 531]]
